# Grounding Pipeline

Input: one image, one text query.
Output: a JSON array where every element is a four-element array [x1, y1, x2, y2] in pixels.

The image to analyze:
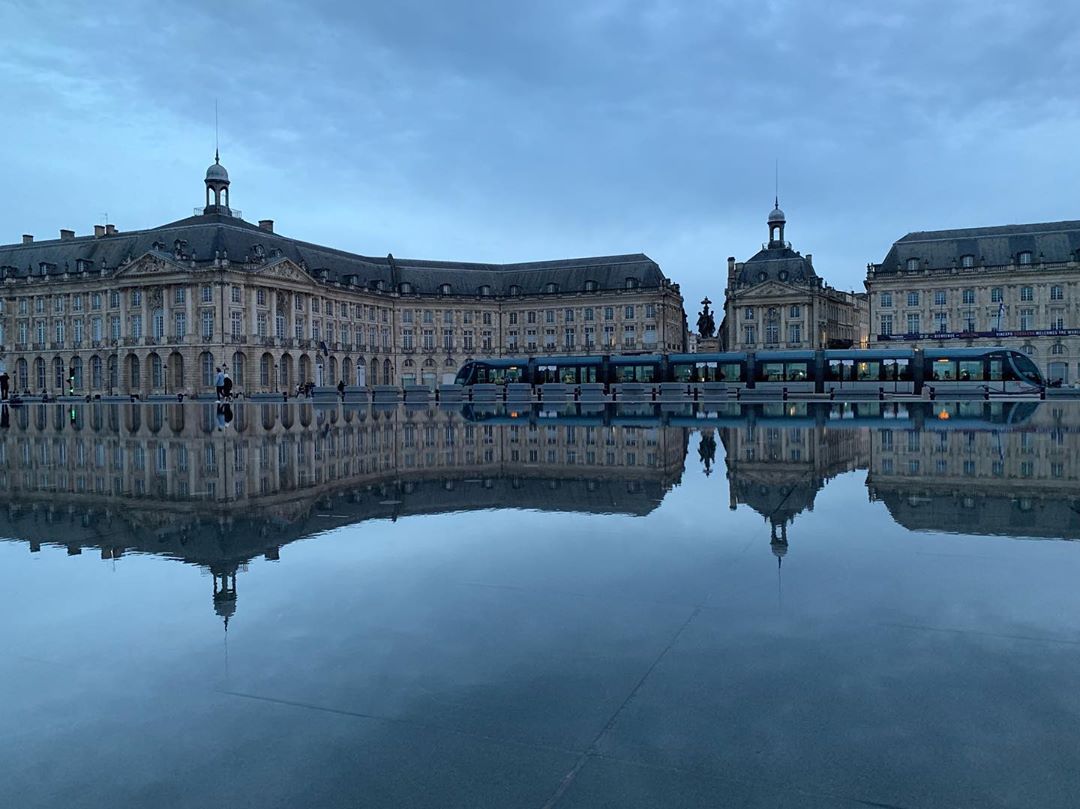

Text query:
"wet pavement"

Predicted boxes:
[[1, 400, 1079, 808]]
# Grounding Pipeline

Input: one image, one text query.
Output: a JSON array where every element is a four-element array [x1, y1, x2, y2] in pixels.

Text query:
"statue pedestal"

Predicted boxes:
[[696, 336, 721, 353]]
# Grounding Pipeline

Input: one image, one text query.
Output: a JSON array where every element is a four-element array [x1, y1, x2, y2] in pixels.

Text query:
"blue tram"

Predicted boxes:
[[453, 347, 1045, 395]]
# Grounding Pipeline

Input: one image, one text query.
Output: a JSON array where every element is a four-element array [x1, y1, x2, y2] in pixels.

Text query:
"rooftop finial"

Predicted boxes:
[[214, 98, 219, 163], [774, 158, 779, 210]]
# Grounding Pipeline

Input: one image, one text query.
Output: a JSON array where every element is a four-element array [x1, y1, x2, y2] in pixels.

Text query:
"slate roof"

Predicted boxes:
[[735, 245, 818, 286], [874, 488, 1080, 540], [875, 220, 1080, 274], [0, 213, 668, 295]]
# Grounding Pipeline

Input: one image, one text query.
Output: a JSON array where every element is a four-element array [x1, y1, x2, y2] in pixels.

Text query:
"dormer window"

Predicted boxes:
[[477, 284, 492, 297], [508, 284, 521, 296], [960, 254, 974, 268], [544, 282, 558, 294], [583, 280, 598, 292], [906, 258, 919, 271], [1018, 251, 1032, 265], [439, 283, 452, 295], [625, 277, 638, 290], [399, 282, 413, 294], [370, 279, 385, 292]]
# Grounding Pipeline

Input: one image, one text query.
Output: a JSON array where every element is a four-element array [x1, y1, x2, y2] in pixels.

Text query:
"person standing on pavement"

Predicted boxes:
[[0, 369, 9, 401], [214, 367, 225, 401]]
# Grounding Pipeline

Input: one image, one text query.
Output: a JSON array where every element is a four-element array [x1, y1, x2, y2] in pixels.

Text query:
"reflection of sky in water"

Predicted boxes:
[[2, 401, 1080, 808]]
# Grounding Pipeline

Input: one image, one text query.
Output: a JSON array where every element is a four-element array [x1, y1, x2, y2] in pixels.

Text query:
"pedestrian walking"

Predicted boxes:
[[214, 367, 225, 400], [222, 370, 234, 401], [0, 370, 9, 402]]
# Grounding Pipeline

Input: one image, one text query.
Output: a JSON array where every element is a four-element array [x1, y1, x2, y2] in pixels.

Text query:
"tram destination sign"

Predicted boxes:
[[876, 328, 1080, 342]]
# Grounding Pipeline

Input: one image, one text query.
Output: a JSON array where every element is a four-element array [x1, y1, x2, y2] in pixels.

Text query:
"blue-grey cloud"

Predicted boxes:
[[1, 0, 1077, 309]]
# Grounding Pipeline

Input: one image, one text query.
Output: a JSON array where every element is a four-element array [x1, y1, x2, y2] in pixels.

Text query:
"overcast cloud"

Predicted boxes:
[[1, 0, 1077, 309]]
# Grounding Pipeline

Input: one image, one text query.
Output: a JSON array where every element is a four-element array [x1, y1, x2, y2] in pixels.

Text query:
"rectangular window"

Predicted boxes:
[[482, 330, 492, 350], [527, 311, 537, 324], [423, 329, 435, 350], [482, 311, 492, 326], [443, 328, 453, 351], [131, 315, 143, 340], [201, 285, 212, 303], [583, 326, 594, 346], [131, 290, 142, 307], [624, 305, 634, 319], [584, 308, 594, 322], [990, 287, 1002, 302], [934, 290, 947, 306], [906, 313, 920, 334], [257, 288, 266, 306], [744, 306, 755, 320], [231, 286, 241, 304], [73, 294, 83, 312], [509, 312, 518, 325], [425, 310, 435, 324], [962, 289, 975, 305], [564, 327, 575, 348], [788, 323, 801, 343], [402, 309, 413, 324], [463, 330, 474, 350], [295, 318, 304, 340], [936, 312, 948, 333], [1051, 285, 1064, 300], [255, 313, 266, 338], [202, 310, 214, 339], [402, 328, 414, 350], [91, 292, 101, 310], [91, 317, 102, 341], [743, 325, 756, 343], [110, 317, 120, 340], [1019, 308, 1034, 330], [880, 291, 892, 308], [545, 310, 555, 324], [1020, 286, 1034, 302], [645, 303, 656, 318], [231, 311, 242, 338], [789, 304, 801, 318], [906, 291, 919, 307], [623, 324, 635, 347], [604, 307, 614, 321], [564, 308, 574, 323]]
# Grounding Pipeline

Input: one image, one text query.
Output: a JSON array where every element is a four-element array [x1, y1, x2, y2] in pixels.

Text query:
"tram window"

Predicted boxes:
[[958, 360, 984, 381], [559, 367, 577, 384], [1010, 353, 1042, 384], [759, 362, 785, 382], [785, 362, 809, 381], [581, 366, 597, 383], [476, 366, 489, 383], [719, 363, 741, 382], [673, 363, 692, 382], [506, 366, 522, 383], [931, 360, 957, 381], [988, 359, 1004, 381], [856, 361, 880, 381], [895, 360, 912, 380], [826, 360, 846, 381]]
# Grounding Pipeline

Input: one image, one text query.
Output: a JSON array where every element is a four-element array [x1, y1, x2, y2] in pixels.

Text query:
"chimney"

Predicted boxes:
[[22, 234, 33, 244], [258, 219, 274, 233], [94, 225, 105, 238], [806, 253, 813, 264], [105, 224, 116, 236], [60, 229, 75, 241]]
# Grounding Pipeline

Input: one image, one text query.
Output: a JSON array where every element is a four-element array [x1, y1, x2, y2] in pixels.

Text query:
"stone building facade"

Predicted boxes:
[[0, 156, 686, 397], [865, 220, 1080, 384], [720, 203, 868, 351]]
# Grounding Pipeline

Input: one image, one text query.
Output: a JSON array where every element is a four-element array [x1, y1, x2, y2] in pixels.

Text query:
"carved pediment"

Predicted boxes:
[[112, 253, 179, 278], [256, 258, 313, 284], [734, 281, 803, 299]]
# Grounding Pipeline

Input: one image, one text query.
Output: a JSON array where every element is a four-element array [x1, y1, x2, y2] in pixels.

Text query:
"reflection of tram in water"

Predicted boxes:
[[460, 399, 1043, 431], [454, 347, 1045, 395]]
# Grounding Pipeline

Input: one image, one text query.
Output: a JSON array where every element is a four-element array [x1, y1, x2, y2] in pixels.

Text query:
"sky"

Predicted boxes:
[[1, 0, 1078, 312]]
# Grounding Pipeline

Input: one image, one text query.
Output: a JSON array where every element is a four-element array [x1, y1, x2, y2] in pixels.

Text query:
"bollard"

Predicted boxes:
[[878, 386, 884, 401], [782, 386, 788, 401]]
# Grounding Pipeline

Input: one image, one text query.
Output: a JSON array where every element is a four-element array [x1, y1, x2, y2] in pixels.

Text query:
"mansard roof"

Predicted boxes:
[[875, 219, 1080, 274], [0, 213, 668, 295], [735, 245, 818, 286]]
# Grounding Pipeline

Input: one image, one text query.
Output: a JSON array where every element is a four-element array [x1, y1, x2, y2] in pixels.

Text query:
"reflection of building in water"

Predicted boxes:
[[719, 404, 870, 560], [866, 404, 1080, 539], [0, 402, 687, 626]]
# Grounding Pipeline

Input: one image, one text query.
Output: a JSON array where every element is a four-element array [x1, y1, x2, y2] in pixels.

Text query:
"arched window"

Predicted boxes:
[[71, 357, 83, 390], [53, 357, 64, 390], [383, 358, 392, 385], [90, 355, 102, 389], [16, 358, 27, 390], [34, 357, 46, 391], [149, 354, 163, 389], [439, 283, 452, 295], [260, 354, 272, 388], [1051, 343, 1066, 355], [127, 353, 140, 390], [200, 351, 214, 387], [356, 357, 367, 387]]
